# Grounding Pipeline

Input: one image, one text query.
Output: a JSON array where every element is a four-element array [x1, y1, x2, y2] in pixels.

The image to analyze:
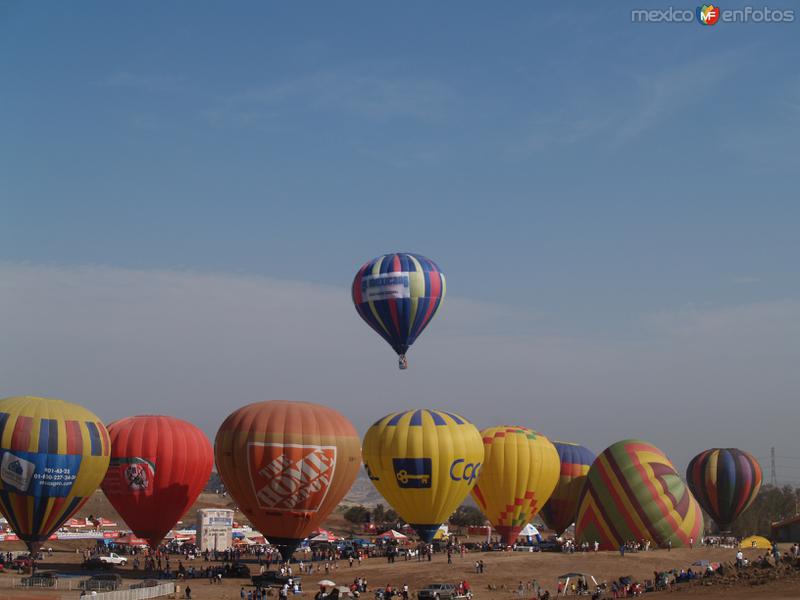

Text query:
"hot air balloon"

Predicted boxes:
[[101, 415, 213, 548], [0, 396, 110, 552], [575, 439, 703, 550], [539, 441, 595, 536], [686, 448, 762, 532], [362, 409, 483, 542], [470, 426, 560, 545], [215, 401, 360, 560], [352, 253, 446, 369]]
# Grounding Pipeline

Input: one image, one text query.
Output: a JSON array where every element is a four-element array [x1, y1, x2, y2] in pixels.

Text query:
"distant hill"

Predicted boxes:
[[343, 469, 384, 506]]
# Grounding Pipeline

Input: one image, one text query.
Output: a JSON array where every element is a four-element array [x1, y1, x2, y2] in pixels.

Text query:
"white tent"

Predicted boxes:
[[378, 529, 408, 540], [519, 524, 540, 537]]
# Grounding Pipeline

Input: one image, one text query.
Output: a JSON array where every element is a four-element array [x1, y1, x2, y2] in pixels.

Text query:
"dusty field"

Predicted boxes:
[[1, 546, 799, 600], [2, 493, 797, 599]]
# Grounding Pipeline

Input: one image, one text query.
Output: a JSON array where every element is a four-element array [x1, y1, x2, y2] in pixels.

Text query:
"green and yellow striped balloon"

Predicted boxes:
[[575, 439, 703, 550]]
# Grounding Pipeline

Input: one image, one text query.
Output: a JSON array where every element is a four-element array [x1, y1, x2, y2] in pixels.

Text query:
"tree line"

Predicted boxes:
[[727, 485, 800, 538]]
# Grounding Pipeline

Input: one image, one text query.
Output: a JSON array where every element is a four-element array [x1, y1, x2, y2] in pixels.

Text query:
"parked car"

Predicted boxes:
[[229, 562, 251, 578], [11, 555, 34, 569], [536, 541, 559, 552], [82, 557, 114, 571], [81, 573, 123, 591], [418, 583, 462, 600], [98, 553, 127, 566], [130, 579, 160, 589], [21, 571, 58, 587], [251, 571, 302, 588]]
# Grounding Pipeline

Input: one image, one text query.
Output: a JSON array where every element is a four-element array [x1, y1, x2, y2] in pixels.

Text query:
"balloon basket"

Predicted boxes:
[[398, 355, 408, 370]]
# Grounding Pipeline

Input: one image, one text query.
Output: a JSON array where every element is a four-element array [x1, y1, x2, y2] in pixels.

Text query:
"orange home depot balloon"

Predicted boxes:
[[101, 416, 213, 548], [214, 401, 361, 559]]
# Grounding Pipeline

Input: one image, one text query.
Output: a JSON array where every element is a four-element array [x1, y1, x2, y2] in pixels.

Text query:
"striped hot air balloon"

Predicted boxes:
[[352, 253, 445, 369], [686, 448, 762, 532], [539, 441, 595, 536], [362, 409, 483, 542], [0, 396, 111, 552], [471, 426, 560, 545], [575, 439, 703, 550]]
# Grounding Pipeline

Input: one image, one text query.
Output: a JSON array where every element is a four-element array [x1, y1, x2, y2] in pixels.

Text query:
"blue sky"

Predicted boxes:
[[2, 3, 799, 477]]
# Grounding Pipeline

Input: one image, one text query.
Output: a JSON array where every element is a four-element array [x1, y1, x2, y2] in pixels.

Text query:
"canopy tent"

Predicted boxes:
[[519, 523, 543, 542], [114, 534, 149, 546], [234, 536, 263, 546], [557, 572, 598, 594], [740, 535, 771, 550], [308, 529, 338, 542], [378, 529, 408, 540]]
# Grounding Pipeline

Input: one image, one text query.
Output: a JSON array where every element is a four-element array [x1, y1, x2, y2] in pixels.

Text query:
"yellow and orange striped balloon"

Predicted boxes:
[[471, 426, 560, 544]]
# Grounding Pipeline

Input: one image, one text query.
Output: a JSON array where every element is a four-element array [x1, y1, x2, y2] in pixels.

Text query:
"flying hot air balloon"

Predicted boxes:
[[576, 439, 704, 550], [686, 448, 762, 532], [539, 441, 595, 536], [362, 409, 484, 542], [215, 401, 360, 560], [352, 253, 446, 369], [471, 426, 560, 545], [101, 415, 213, 548], [0, 396, 110, 552]]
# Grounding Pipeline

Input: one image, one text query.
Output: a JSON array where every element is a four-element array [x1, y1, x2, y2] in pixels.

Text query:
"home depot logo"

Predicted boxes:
[[248, 443, 336, 511]]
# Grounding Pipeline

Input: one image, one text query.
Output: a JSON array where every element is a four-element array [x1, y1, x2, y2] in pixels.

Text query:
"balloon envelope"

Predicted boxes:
[[0, 396, 110, 551], [686, 448, 762, 532], [352, 253, 445, 366], [102, 415, 213, 548], [215, 401, 360, 559], [576, 439, 703, 550], [362, 409, 483, 542], [471, 426, 560, 544], [539, 441, 595, 536]]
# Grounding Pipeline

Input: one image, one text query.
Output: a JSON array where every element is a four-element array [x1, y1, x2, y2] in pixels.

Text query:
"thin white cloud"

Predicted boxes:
[[732, 276, 760, 285], [99, 71, 184, 93], [518, 50, 742, 152], [0, 262, 797, 473], [201, 67, 457, 124]]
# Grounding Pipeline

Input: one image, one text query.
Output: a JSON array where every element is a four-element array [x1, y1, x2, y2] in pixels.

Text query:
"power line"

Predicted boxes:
[[771, 447, 778, 487]]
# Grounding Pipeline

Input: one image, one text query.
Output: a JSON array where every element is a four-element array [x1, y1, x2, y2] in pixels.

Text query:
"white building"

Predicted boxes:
[[196, 508, 233, 552]]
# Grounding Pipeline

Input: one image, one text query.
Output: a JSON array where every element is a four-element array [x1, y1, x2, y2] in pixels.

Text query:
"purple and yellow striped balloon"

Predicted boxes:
[[352, 253, 445, 369], [686, 448, 762, 532], [539, 441, 595, 535]]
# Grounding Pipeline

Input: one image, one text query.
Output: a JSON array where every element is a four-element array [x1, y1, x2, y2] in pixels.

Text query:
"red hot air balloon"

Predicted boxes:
[[215, 401, 361, 560], [101, 416, 213, 548]]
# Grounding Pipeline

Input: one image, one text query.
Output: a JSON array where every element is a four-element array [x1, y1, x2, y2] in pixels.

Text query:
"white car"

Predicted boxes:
[[98, 553, 127, 566]]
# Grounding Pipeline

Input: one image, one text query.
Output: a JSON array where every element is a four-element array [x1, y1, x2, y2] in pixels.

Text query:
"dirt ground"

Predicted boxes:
[[1, 492, 797, 599], [1, 545, 799, 600]]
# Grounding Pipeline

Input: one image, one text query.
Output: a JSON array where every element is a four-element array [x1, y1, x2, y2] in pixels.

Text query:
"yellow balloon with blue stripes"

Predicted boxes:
[[362, 409, 484, 541], [0, 396, 111, 551]]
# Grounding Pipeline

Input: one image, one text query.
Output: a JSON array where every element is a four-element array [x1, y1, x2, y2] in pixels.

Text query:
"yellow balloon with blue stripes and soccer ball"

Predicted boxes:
[[362, 409, 484, 541]]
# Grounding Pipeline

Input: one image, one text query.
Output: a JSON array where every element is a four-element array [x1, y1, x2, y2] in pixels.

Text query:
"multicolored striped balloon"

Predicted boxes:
[[0, 396, 110, 552], [471, 426, 560, 545], [352, 253, 445, 369], [575, 439, 703, 550], [686, 448, 762, 532], [539, 441, 595, 535]]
